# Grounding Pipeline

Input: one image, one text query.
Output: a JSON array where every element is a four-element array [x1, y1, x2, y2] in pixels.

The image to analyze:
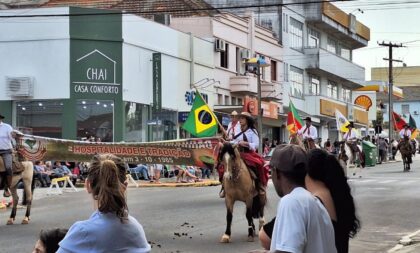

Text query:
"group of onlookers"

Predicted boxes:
[[32, 161, 79, 188]]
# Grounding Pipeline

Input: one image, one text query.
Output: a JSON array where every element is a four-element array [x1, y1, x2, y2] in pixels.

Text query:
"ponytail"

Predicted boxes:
[[88, 154, 128, 222]]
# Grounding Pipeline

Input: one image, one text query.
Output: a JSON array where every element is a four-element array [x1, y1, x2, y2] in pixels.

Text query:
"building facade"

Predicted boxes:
[[171, 12, 284, 142], [0, 7, 215, 142]]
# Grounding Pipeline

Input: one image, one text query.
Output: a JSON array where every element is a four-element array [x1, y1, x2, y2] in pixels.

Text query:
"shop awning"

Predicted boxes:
[[354, 84, 403, 99]]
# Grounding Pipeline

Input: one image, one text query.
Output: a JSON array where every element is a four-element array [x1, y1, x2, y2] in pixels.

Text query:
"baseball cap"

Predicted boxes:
[[269, 144, 307, 172]]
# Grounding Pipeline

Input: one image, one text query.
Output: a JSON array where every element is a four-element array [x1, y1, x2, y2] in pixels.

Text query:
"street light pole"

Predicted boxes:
[[257, 62, 263, 154]]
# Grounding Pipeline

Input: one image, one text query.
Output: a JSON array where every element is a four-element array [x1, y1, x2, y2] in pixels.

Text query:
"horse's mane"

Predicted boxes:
[[219, 143, 236, 160]]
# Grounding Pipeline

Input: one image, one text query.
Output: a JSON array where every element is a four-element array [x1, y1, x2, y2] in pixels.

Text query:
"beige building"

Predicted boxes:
[[371, 66, 420, 87]]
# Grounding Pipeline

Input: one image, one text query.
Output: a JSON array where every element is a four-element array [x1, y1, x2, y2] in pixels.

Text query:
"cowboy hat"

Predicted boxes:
[[230, 111, 238, 116], [0, 114, 4, 119], [346, 122, 355, 128], [303, 117, 311, 122], [239, 111, 253, 118]]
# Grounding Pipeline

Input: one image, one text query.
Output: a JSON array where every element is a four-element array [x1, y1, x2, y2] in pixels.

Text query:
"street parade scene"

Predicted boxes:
[[1, 0, 420, 252]]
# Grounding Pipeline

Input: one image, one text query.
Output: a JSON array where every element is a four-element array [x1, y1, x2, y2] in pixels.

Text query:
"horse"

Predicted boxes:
[[0, 157, 33, 225], [338, 141, 364, 177], [219, 143, 265, 243], [289, 134, 320, 151], [398, 138, 413, 172]]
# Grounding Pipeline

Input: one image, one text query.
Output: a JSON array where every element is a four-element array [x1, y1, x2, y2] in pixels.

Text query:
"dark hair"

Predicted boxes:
[[39, 228, 68, 253], [279, 162, 306, 187], [243, 116, 257, 132], [307, 149, 360, 238], [88, 154, 128, 222]]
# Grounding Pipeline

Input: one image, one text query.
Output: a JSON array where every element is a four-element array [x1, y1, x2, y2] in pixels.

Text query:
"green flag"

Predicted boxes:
[[182, 92, 218, 137], [409, 114, 417, 129]]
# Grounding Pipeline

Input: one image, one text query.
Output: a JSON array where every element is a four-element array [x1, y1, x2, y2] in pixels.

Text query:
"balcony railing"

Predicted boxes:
[[229, 75, 257, 95]]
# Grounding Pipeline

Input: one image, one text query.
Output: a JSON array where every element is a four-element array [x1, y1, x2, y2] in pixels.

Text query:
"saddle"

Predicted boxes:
[[0, 153, 25, 174]]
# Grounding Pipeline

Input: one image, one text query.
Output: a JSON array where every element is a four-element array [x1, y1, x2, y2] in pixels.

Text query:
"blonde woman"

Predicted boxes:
[[57, 154, 151, 253]]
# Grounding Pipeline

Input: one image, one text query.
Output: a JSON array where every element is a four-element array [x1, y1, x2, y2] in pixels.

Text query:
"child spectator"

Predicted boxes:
[[32, 228, 68, 253]]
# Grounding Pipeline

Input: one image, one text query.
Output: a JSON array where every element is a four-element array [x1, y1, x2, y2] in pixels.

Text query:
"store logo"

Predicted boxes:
[[185, 90, 208, 106], [17, 136, 47, 161], [73, 49, 120, 94]]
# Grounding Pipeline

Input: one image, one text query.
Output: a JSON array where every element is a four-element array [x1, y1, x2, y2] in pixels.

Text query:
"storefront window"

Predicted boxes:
[[16, 100, 63, 138], [76, 100, 114, 142], [151, 108, 177, 141], [124, 102, 149, 142]]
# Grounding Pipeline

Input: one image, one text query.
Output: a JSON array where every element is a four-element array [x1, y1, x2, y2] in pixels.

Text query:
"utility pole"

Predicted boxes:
[[378, 41, 403, 156], [257, 62, 263, 155]]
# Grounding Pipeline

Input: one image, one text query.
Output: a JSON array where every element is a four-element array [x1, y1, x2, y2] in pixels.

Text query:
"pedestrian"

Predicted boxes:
[[266, 144, 336, 253], [32, 228, 68, 253], [378, 137, 388, 164], [57, 154, 151, 253], [324, 138, 333, 153], [0, 113, 15, 197]]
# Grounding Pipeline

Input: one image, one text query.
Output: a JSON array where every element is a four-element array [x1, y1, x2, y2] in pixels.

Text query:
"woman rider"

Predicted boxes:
[[220, 112, 267, 198]]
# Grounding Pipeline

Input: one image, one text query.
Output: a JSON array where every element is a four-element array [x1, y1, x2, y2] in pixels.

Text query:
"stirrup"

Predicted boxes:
[[3, 189, 11, 198]]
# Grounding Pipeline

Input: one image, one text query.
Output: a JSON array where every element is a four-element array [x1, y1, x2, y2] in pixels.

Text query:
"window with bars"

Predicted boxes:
[[327, 81, 338, 99], [307, 27, 320, 48], [290, 66, 304, 97], [327, 37, 337, 54], [309, 75, 320, 95], [342, 87, 351, 102], [289, 17, 303, 50]]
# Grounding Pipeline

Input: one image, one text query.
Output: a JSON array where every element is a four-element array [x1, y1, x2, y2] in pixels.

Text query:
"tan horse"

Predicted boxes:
[[289, 134, 306, 150], [219, 143, 265, 243], [0, 157, 33, 225]]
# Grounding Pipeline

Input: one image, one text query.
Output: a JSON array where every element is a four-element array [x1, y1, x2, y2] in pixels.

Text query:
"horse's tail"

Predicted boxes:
[[252, 194, 266, 219]]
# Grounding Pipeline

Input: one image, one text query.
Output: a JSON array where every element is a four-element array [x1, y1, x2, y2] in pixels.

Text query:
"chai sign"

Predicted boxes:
[[73, 49, 120, 94]]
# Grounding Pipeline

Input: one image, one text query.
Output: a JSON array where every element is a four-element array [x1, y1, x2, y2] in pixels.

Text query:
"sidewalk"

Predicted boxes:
[[388, 230, 420, 253]]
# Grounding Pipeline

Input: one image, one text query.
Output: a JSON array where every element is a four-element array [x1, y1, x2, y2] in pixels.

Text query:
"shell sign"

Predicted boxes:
[[354, 95, 373, 111]]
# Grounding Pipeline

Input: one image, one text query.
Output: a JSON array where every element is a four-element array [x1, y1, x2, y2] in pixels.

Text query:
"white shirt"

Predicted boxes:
[[230, 128, 259, 151], [297, 125, 318, 140], [400, 129, 412, 138], [270, 187, 336, 253], [0, 122, 13, 150], [343, 129, 358, 141], [227, 121, 241, 140]]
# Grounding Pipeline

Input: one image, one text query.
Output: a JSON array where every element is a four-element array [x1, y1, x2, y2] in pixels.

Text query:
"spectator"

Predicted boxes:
[[324, 139, 333, 153], [130, 164, 149, 181], [271, 139, 278, 148], [152, 164, 163, 184], [175, 165, 199, 183], [57, 154, 151, 253], [34, 161, 51, 187], [264, 145, 336, 253], [378, 137, 388, 164], [32, 228, 68, 253]]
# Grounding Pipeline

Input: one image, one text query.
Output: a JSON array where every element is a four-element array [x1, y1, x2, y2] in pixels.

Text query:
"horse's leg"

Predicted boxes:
[[21, 178, 32, 224], [7, 183, 19, 225], [220, 198, 234, 243], [258, 199, 265, 231], [245, 205, 255, 242]]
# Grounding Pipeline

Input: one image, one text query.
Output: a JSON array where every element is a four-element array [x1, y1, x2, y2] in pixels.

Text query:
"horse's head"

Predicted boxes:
[[219, 143, 241, 181]]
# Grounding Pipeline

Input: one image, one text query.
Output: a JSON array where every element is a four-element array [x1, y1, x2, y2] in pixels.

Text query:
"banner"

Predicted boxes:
[[16, 134, 219, 167]]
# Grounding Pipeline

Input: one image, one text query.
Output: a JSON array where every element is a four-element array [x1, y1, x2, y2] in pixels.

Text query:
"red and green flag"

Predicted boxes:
[[287, 100, 303, 133], [392, 111, 406, 131], [409, 114, 419, 139]]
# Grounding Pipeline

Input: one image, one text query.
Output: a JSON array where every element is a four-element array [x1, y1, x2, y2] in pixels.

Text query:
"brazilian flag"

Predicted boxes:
[[182, 93, 218, 137]]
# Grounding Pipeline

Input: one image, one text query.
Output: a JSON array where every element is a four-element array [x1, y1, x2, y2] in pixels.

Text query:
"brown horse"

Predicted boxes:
[[0, 157, 33, 225], [398, 139, 412, 172], [219, 143, 265, 243], [289, 134, 306, 150]]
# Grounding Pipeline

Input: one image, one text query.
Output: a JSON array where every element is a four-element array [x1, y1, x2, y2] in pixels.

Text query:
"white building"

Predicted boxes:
[[172, 12, 284, 142], [0, 7, 215, 142]]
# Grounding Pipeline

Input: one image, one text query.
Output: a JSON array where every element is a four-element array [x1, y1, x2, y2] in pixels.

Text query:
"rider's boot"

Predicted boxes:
[[219, 185, 225, 198], [3, 175, 12, 198]]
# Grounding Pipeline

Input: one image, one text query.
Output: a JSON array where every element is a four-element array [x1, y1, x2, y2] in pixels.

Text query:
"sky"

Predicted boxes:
[[335, 1, 420, 80]]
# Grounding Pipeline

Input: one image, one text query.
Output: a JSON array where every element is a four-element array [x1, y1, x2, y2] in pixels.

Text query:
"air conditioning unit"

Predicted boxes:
[[414, 111, 419, 115], [240, 49, 251, 60], [6, 77, 34, 97], [215, 39, 226, 52]]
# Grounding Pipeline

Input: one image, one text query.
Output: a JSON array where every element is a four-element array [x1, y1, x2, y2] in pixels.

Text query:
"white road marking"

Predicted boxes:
[[378, 180, 398, 184]]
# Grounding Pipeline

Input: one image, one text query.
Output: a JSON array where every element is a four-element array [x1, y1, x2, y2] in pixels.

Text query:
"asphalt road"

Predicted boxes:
[[1, 157, 420, 253]]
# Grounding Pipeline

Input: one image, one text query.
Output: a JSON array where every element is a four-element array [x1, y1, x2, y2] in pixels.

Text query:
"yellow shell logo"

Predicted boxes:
[[354, 95, 372, 111]]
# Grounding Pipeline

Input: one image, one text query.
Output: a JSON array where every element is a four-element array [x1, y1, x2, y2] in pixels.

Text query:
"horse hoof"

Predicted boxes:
[[220, 234, 231, 243], [22, 217, 29, 224], [247, 236, 254, 242], [6, 219, 14, 225]]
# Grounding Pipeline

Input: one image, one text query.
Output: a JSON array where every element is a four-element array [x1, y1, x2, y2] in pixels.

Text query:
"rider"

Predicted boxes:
[[399, 124, 411, 140], [226, 111, 241, 141], [0, 113, 15, 197], [219, 112, 266, 198], [342, 122, 362, 165], [297, 117, 318, 150]]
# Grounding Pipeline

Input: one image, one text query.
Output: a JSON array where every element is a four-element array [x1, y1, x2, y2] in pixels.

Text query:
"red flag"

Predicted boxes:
[[392, 111, 406, 131]]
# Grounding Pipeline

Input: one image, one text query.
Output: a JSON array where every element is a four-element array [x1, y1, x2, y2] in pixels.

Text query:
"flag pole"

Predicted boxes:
[[194, 87, 228, 138]]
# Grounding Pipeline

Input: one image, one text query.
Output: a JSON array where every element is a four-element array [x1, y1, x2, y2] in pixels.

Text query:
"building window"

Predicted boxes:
[[327, 81, 338, 99], [340, 46, 351, 60], [289, 17, 303, 50], [224, 95, 230, 105], [342, 87, 351, 102], [282, 13, 288, 32], [238, 97, 243, 105], [124, 102, 149, 142], [217, 94, 223, 105], [271, 60, 277, 81], [220, 43, 229, 68], [15, 100, 63, 138], [327, 37, 337, 54], [284, 63, 289, 81], [309, 75, 320, 95], [77, 100, 114, 142], [290, 66, 304, 97], [307, 27, 320, 48], [231, 97, 237, 106], [402, 104, 410, 114]]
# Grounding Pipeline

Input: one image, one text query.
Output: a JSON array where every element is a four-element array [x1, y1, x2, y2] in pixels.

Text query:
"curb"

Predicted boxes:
[[388, 229, 420, 252], [129, 180, 221, 188]]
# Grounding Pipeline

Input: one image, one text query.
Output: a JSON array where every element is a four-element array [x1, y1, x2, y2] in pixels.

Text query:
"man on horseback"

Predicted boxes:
[[342, 122, 363, 166], [226, 111, 241, 141], [297, 117, 318, 151], [398, 124, 413, 166], [219, 112, 266, 198], [0, 113, 15, 197]]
